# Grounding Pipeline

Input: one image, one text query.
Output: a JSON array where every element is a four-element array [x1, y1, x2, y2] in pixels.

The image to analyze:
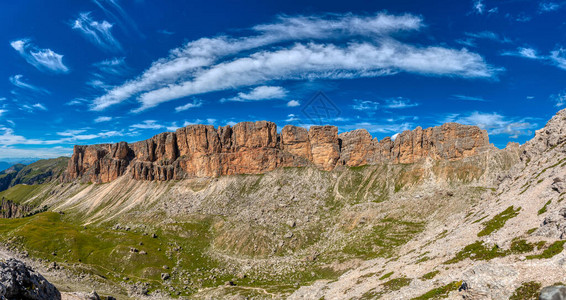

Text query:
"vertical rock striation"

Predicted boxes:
[[65, 121, 490, 183]]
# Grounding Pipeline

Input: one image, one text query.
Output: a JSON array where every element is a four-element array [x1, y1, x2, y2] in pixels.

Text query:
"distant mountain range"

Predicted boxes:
[[0, 159, 40, 172]]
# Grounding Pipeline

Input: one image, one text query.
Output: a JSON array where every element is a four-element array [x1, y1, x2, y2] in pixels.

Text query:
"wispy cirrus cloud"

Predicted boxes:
[[175, 98, 203, 112], [503, 46, 566, 70], [351, 97, 417, 111], [473, 0, 485, 14], [21, 103, 48, 112], [452, 94, 487, 101], [551, 91, 566, 107], [10, 39, 69, 73], [94, 116, 112, 123], [352, 99, 380, 111], [72, 12, 122, 52], [384, 97, 418, 109], [0, 126, 122, 147], [92, 0, 143, 38], [89, 12, 498, 112], [443, 111, 537, 138], [222, 86, 288, 103], [9, 75, 50, 94], [286, 100, 300, 107], [539, 2, 562, 12]]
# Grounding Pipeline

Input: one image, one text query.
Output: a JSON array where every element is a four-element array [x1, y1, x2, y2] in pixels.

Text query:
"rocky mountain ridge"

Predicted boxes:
[[65, 121, 490, 183]]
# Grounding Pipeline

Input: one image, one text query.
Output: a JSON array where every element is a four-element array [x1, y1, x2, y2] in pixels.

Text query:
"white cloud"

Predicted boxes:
[[504, 46, 566, 70], [384, 97, 418, 109], [391, 133, 400, 141], [0, 146, 73, 159], [286, 114, 300, 122], [32, 103, 47, 111], [10, 39, 69, 73], [57, 129, 87, 137], [93, 0, 143, 38], [452, 94, 487, 101], [473, 0, 485, 14], [444, 111, 536, 138], [0, 126, 123, 146], [9, 75, 50, 94], [0, 110, 6, 117], [539, 2, 561, 12], [136, 42, 496, 111], [89, 12, 497, 112], [342, 122, 413, 134], [130, 120, 164, 130], [72, 12, 121, 52], [175, 99, 203, 112], [94, 116, 112, 123], [464, 31, 511, 44], [93, 57, 128, 75], [552, 92, 566, 107], [352, 99, 380, 111], [20, 103, 48, 112], [517, 47, 539, 59], [286, 100, 300, 107], [223, 86, 288, 103], [158, 29, 175, 35]]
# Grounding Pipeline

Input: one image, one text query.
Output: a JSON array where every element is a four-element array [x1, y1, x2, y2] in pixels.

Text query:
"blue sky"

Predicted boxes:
[[1, 0, 565, 159]]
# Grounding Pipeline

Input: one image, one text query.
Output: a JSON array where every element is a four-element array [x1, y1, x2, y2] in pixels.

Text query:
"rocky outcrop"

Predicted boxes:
[[540, 285, 566, 300], [0, 198, 33, 218], [0, 258, 61, 300], [522, 108, 566, 161], [65, 121, 490, 183]]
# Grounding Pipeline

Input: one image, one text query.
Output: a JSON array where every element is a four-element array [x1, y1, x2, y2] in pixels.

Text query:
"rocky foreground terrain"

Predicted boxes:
[[2, 110, 566, 299]]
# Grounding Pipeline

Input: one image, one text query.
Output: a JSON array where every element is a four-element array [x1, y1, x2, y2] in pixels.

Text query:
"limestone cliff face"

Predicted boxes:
[[0, 198, 33, 218], [65, 121, 490, 183]]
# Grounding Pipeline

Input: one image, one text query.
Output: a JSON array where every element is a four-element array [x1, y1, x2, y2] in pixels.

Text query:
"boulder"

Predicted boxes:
[[0, 258, 61, 300], [540, 285, 566, 300]]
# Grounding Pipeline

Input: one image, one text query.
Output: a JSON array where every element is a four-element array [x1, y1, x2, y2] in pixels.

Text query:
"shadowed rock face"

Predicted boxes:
[[65, 121, 490, 183], [0, 259, 61, 300]]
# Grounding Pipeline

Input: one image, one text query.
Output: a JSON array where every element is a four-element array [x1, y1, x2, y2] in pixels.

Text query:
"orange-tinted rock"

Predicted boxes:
[[337, 129, 375, 166], [281, 125, 312, 161], [309, 126, 340, 171], [65, 121, 490, 183]]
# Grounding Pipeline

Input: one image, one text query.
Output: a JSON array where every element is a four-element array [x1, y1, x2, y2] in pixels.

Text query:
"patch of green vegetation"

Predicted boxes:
[[382, 277, 411, 291], [477, 206, 521, 237], [379, 271, 394, 280], [538, 200, 551, 215], [535, 241, 546, 249], [527, 240, 566, 260], [342, 218, 425, 259], [472, 215, 488, 224], [535, 158, 566, 180], [509, 281, 541, 300], [13, 157, 69, 185], [421, 270, 439, 280], [411, 281, 461, 300], [537, 178, 544, 184], [445, 241, 507, 264], [416, 256, 430, 264], [0, 212, 236, 297], [519, 185, 530, 195], [510, 239, 535, 254], [360, 289, 382, 299], [527, 228, 538, 234], [0, 184, 45, 204]]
